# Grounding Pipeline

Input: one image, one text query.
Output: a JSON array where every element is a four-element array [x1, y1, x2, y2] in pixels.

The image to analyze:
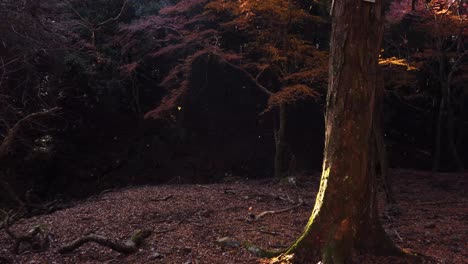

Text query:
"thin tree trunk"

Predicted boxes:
[[445, 95, 464, 171], [435, 48, 464, 171], [411, 0, 417, 11], [433, 98, 444, 172], [374, 70, 395, 204], [374, 123, 395, 204], [456, 94, 465, 147], [274, 103, 289, 179]]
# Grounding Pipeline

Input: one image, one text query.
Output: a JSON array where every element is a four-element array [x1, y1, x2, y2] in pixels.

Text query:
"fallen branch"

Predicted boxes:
[[58, 229, 151, 254], [249, 199, 304, 221]]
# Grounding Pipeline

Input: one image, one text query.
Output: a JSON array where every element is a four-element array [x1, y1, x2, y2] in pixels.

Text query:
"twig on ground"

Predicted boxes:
[[393, 229, 403, 241], [196, 184, 214, 190], [249, 199, 304, 221], [150, 194, 174, 202], [257, 230, 280, 236], [223, 188, 237, 195], [244, 229, 280, 236], [241, 192, 297, 204]]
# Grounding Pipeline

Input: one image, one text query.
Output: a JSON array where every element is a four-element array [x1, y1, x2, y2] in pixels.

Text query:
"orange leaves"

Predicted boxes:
[[283, 68, 328, 88], [379, 57, 419, 71], [386, 0, 468, 34], [265, 85, 319, 112]]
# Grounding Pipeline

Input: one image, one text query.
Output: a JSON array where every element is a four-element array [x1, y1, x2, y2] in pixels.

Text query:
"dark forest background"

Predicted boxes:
[[1, 0, 467, 206]]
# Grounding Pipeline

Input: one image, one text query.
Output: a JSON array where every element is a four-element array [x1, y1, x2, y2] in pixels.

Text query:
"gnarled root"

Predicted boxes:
[[58, 229, 152, 254]]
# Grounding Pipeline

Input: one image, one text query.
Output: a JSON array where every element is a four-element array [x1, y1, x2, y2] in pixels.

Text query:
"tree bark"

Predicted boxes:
[[274, 103, 291, 179], [432, 98, 444, 172], [283, 0, 401, 262], [433, 49, 464, 172], [373, 72, 395, 204], [445, 95, 464, 171]]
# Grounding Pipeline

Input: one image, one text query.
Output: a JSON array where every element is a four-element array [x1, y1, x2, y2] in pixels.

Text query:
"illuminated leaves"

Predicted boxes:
[[379, 57, 419, 71], [265, 84, 319, 113]]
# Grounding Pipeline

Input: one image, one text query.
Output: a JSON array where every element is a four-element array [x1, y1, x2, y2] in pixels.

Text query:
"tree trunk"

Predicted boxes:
[[373, 72, 395, 204], [433, 97, 445, 172], [284, 0, 401, 262], [456, 93, 465, 147], [274, 103, 290, 179], [434, 49, 464, 172], [445, 90, 464, 171]]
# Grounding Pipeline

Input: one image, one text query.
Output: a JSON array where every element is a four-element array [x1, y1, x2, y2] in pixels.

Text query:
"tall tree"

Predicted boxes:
[[277, 0, 402, 262]]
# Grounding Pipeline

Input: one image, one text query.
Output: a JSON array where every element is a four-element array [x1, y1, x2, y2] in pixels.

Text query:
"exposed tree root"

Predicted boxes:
[[1, 210, 49, 254], [58, 229, 151, 254]]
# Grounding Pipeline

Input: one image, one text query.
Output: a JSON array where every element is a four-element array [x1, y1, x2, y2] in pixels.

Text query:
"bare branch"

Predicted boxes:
[[215, 54, 273, 96], [447, 50, 468, 84], [65, 1, 93, 28], [0, 107, 61, 158], [97, 0, 128, 27]]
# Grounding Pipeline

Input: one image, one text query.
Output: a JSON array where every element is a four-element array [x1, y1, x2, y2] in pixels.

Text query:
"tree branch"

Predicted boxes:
[[215, 54, 273, 96], [447, 50, 468, 84], [0, 107, 61, 157], [97, 0, 128, 27]]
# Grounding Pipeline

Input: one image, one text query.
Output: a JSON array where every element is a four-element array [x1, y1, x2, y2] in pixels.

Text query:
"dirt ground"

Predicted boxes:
[[0, 170, 466, 263]]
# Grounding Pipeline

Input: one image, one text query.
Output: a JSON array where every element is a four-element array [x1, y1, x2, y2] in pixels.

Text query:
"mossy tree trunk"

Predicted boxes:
[[284, 0, 401, 262]]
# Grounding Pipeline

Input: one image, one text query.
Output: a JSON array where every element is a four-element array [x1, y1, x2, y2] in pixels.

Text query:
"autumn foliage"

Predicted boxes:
[[0, 0, 467, 204]]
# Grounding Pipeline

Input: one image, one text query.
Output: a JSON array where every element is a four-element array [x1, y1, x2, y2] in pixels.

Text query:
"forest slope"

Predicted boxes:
[[0, 170, 466, 264]]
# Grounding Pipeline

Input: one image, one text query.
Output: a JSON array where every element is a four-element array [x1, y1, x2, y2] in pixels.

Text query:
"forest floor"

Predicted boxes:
[[0, 170, 466, 264]]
